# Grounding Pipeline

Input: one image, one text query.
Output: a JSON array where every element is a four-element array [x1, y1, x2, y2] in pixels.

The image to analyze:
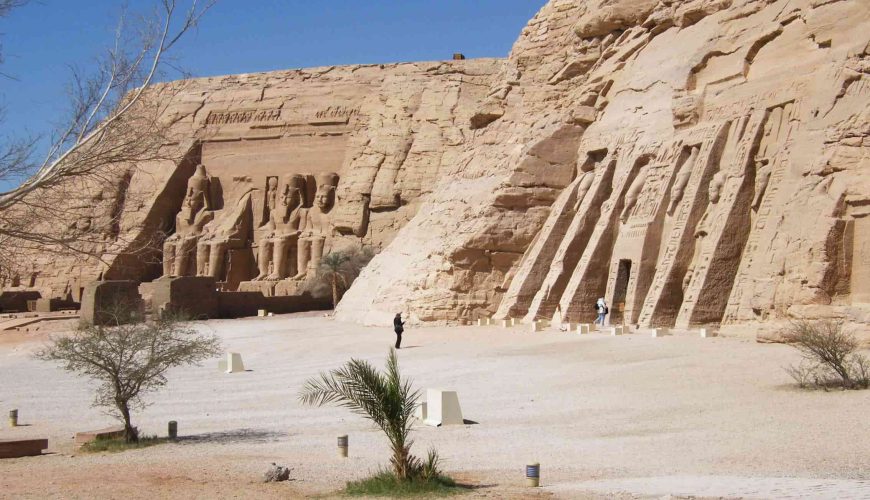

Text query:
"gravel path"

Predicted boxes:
[[1, 314, 868, 498]]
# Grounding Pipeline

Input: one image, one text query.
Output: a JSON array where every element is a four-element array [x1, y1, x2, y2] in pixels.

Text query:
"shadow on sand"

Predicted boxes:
[[177, 428, 284, 445]]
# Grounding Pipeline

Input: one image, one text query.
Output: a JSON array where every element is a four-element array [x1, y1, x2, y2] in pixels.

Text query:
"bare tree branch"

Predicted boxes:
[[0, 0, 215, 280]]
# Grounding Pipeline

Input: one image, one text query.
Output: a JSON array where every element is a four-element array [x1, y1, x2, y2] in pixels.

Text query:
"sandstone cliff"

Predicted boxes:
[[6, 60, 501, 302], [336, 0, 870, 335]]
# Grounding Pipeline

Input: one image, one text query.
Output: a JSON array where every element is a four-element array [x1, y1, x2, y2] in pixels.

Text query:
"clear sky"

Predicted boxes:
[[0, 0, 546, 189]]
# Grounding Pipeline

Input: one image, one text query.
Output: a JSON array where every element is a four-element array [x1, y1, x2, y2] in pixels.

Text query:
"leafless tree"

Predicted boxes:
[[783, 320, 870, 390], [0, 0, 214, 279], [35, 302, 221, 443]]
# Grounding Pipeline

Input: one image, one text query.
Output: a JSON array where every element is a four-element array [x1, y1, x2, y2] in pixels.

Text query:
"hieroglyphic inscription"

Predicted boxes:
[[314, 106, 360, 120], [206, 108, 283, 125]]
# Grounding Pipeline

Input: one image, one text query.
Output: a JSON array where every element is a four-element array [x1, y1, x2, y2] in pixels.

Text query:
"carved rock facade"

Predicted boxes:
[[336, 0, 870, 336], [4, 0, 870, 337]]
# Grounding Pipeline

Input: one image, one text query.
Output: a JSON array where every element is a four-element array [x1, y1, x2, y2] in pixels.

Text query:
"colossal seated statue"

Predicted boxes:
[[163, 164, 213, 277], [294, 172, 339, 279], [254, 174, 305, 281], [196, 190, 254, 281]]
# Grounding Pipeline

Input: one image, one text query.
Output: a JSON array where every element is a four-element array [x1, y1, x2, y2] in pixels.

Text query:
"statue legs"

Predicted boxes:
[[294, 238, 311, 280], [309, 237, 325, 274], [196, 241, 210, 276], [208, 241, 227, 280], [254, 240, 273, 281], [175, 236, 197, 276], [163, 240, 176, 276]]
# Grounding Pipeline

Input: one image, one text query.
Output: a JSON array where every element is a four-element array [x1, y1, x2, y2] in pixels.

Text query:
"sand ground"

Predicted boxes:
[[1, 313, 869, 499]]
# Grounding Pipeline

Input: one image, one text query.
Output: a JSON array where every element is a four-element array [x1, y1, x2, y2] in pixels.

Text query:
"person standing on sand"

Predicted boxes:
[[394, 313, 405, 349], [594, 297, 608, 326]]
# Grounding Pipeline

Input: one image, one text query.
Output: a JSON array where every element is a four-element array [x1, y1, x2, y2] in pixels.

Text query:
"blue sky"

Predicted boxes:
[[0, 0, 545, 189]]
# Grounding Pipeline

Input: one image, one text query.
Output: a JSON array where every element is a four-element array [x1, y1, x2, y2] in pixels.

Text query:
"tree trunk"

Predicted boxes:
[[118, 401, 138, 443], [331, 275, 339, 309]]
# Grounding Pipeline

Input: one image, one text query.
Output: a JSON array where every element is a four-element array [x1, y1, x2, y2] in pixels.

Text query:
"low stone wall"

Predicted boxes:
[[217, 291, 330, 318]]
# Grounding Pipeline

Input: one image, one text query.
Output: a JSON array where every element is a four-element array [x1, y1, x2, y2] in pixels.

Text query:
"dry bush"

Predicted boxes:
[[783, 320, 869, 391]]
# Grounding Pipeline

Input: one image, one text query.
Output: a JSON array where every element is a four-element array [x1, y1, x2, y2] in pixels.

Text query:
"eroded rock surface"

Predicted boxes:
[[336, 0, 870, 333], [5, 0, 869, 336]]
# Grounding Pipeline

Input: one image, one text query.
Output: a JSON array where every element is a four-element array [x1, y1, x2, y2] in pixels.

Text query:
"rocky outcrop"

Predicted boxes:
[[336, 0, 870, 333]]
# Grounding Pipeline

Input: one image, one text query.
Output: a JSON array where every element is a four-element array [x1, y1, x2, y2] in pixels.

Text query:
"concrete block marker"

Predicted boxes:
[[651, 328, 671, 338], [414, 402, 428, 421], [699, 328, 714, 338], [257, 309, 267, 317], [423, 389, 463, 427], [8, 409, 17, 427], [500, 319, 512, 328], [226, 353, 245, 373], [168, 421, 178, 440], [337, 435, 348, 458], [526, 462, 541, 487], [577, 324, 591, 335], [610, 326, 625, 336]]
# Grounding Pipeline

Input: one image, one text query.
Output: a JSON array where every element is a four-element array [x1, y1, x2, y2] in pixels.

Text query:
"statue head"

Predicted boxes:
[[267, 177, 278, 191], [182, 164, 210, 218], [314, 172, 339, 213], [279, 175, 305, 217]]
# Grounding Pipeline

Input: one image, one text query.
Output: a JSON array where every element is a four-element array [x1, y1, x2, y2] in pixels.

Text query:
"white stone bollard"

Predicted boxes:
[[577, 324, 591, 335], [257, 309, 267, 317], [423, 389, 463, 427], [501, 319, 512, 328], [610, 326, 625, 336], [414, 402, 428, 421], [699, 328, 714, 338], [226, 353, 245, 373], [651, 328, 671, 338]]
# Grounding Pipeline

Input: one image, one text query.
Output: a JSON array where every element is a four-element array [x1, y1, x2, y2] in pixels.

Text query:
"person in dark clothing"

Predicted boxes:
[[393, 313, 405, 349]]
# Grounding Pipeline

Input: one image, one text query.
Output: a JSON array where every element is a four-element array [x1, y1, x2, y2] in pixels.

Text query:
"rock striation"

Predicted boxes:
[[3, 0, 869, 337]]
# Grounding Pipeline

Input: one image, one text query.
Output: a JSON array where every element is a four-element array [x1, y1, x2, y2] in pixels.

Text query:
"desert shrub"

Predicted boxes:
[[783, 320, 869, 390]]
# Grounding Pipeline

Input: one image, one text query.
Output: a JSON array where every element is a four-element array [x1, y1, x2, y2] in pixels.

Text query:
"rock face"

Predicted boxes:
[[5, 0, 870, 335], [336, 0, 870, 333], [3, 60, 501, 304]]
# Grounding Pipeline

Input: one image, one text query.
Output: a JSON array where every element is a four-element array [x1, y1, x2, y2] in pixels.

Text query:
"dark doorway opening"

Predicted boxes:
[[612, 259, 632, 323]]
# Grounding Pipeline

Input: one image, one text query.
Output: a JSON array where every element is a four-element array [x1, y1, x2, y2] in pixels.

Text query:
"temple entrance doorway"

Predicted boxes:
[[612, 259, 631, 324]]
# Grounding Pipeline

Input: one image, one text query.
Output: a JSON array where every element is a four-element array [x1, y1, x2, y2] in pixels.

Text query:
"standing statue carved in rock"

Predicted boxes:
[[620, 163, 650, 223], [254, 174, 305, 281], [683, 171, 726, 291], [163, 164, 214, 277], [668, 146, 700, 215], [294, 172, 339, 279]]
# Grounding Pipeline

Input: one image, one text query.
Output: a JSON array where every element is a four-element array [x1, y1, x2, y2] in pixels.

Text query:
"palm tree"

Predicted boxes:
[[298, 349, 422, 480], [318, 251, 352, 309]]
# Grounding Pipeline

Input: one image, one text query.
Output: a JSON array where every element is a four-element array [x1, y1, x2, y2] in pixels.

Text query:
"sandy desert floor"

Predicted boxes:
[[1, 313, 869, 499]]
